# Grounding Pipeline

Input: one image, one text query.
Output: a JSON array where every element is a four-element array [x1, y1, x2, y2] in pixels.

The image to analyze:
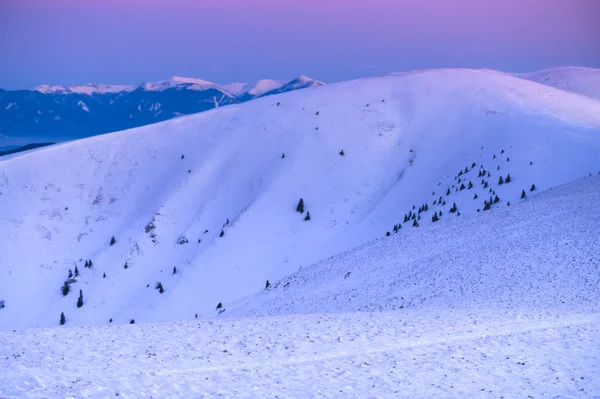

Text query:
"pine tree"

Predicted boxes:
[[505, 174, 511, 183], [449, 203, 457, 213], [156, 282, 164, 294], [265, 280, 270, 290], [446, 188, 451, 196], [61, 281, 70, 297], [494, 195, 500, 203], [77, 290, 83, 308], [483, 181, 489, 188], [124, 262, 128, 269], [507, 201, 511, 206], [432, 212, 439, 222], [103, 273, 106, 278], [296, 198, 305, 213], [498, 176, 504, 185], [468, 181, 473, 189], [219, 230, 225, 237], [473, 193, 478, 199], [530, 184, 536, 191], [281, 153, 285, 158], [304, 211, 311, 221], [501, 149, 504, 154], [74, 266, 79, 277], [60, 312, 66, 325], [68, 269, 73, 279], [110, 236, 116, 246], [84, 260, 89, 268], [339, 150, 345, 156], [412, 219, 419, 227], [386, 231, 391, 236], [521, 190, 526, 199], [173, 266, 177, 275], [130, 319, 135, 324], [181, 154, 185, 159], [460, 183, 465, 190]]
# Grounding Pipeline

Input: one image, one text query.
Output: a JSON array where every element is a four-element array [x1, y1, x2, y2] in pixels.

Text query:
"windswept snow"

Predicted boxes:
[[1, 68, 599, 330]]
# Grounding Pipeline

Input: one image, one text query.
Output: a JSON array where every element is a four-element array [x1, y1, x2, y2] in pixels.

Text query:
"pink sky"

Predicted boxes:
[[1, 0, 598, 88]]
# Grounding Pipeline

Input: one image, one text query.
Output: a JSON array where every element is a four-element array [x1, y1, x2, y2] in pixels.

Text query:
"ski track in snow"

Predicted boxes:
[[1, 310, 599, 398]]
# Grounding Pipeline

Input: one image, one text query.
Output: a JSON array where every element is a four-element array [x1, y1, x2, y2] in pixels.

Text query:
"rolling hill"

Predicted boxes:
[[0, 67, 599, 329]]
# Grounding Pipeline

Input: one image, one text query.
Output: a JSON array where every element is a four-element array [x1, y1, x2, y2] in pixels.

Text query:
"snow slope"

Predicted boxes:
[[517, 66, 600, 100], [228, 175, 600, 317], [1, 176, 599, 398], [1, 68, 600, 329]]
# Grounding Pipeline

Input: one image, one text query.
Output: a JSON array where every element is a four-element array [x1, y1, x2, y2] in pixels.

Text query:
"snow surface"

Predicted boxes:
[[1, 68, 600, 330], [1, 176, 599, 398], [517, 66, 600, 100]]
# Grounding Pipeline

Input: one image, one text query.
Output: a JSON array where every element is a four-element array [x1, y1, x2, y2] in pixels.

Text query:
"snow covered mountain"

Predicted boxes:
[[0, 75, 323, 147], [2, 174, 599, 398], [1, 67, 599, 330]]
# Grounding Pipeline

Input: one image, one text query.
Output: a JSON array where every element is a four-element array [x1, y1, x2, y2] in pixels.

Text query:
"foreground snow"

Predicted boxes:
[[2, 310, 598, 398], [1, 177, 599, 398]]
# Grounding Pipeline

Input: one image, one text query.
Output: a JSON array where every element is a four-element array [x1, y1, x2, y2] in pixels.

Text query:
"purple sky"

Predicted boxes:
[[1, 0, 599, 89]]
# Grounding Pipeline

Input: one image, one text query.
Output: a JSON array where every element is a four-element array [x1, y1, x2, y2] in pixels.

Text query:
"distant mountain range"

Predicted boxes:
[[0, 75, 324, 148]]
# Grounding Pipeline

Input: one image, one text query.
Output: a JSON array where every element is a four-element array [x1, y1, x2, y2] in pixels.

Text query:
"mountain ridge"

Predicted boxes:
[[1, 67, 599, 329]]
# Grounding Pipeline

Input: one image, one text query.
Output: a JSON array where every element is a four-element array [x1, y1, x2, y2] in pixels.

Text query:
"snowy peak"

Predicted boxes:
[[33, 83, 134, 95], [259, 75, 324, 97], [138, 77, 225, 92]]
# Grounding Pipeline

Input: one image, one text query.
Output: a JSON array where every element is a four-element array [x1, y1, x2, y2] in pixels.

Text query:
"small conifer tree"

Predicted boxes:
[[339, 150, 345, 156], [521, 190, 526, 199], [505, 174, 511, 183], [60, 312, 66, 325], [124, 262, 128, 269], [173, 266, 177, 275], [281, 153, 285, 159], [265, 280, 270, 290], [296, 198, 305, 213], [68, 269, 73, 279], [304, 211, 311, 221], [103, 273, 106, 278], [530, 184, 536, 191], [110, 236, 116, 246], [61, 281, 70, 297], [219, 230, 225, 237], [74, 266, 79, 277], [77, 290, 83, 308], [432, 212, 439, 222], [498, 176, 504, 185]]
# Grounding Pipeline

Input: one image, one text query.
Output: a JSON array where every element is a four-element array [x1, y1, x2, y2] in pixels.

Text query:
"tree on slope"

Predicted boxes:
[[296, 198, 305, 213]]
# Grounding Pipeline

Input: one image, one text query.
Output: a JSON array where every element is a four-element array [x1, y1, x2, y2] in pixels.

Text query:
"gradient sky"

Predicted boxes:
[[1, 0, 599, 89]]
